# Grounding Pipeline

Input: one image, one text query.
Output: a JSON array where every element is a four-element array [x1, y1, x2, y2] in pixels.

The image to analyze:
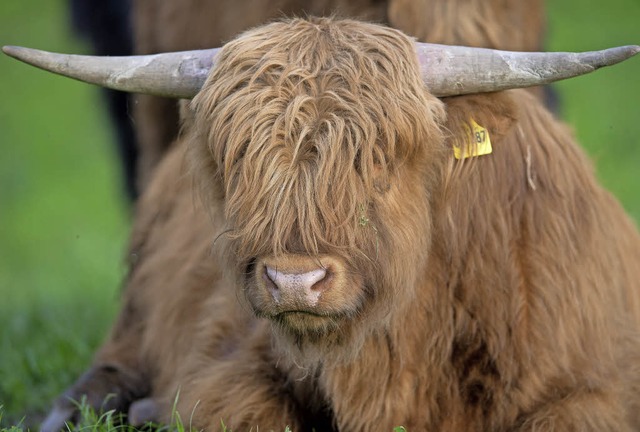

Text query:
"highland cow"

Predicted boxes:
[[8, 17, 640, 432]]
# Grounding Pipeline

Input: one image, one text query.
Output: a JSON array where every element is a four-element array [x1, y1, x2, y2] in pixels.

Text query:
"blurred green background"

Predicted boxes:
[[0, 0, 638, 428], [0, 1, 129, 427]]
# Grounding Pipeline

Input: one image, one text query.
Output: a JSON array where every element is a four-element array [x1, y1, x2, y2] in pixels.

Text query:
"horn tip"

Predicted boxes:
[[2, 45, 37, 63], [615, 45, 640, 63], [2, 45, 20, 57], [617, 45, 640, 59], [619, 45, 640, 56]]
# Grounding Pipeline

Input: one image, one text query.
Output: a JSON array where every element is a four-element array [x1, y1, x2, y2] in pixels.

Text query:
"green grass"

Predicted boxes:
[[0, 1, 639, 431], [0, 0, 128, 429]]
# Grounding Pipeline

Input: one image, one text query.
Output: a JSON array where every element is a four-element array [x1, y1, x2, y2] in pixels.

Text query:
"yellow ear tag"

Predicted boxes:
[[454, 118, 492, 159]]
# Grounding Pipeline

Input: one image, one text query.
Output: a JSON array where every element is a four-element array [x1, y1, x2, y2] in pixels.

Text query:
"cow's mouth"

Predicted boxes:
[[269, 310, 344, 337]]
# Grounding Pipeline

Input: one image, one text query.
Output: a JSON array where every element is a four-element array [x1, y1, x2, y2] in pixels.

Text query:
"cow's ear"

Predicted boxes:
[[439, 91, 518, 158]]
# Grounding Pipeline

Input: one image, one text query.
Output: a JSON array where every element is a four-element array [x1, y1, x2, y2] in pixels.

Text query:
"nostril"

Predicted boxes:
[[245, 258, 256, 277], [263, 266, 277, 288], [307, 268, 329, 290]]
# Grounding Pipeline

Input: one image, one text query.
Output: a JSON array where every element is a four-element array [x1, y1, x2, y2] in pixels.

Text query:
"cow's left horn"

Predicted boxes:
[[3, 44, 639, 98], [416, 43, 640, 97], [2, 45, 219, 99]]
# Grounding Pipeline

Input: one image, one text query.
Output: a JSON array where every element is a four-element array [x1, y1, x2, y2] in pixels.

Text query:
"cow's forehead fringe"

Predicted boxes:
[[188, 17, 445, 260]]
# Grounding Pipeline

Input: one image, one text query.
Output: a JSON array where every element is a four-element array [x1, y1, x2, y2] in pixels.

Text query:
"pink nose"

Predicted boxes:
[[264, 266, 327, 306]]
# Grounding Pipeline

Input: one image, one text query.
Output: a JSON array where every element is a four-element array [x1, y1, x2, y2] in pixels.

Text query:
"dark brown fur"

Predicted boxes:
[[130, 0, 545, 192], [44, 18, 640, 431]]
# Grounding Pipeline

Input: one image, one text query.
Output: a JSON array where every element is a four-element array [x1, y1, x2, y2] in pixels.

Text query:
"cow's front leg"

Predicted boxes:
[[167, 337, 332, 432], [41, 296, 152, 432], [41, 363, 150, 432], [170, 364, 302, 431]]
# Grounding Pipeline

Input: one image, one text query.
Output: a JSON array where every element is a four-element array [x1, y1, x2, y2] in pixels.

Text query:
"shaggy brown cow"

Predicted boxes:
[[14, 17, 639, 431], [131, 0, 546, 193]]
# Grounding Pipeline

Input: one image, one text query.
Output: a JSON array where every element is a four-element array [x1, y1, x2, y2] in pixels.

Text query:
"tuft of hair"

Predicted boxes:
[[188, 17, 444, 264]]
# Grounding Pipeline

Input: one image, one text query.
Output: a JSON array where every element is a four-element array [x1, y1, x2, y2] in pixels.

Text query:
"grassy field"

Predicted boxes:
[[0, 0, 639, 430]]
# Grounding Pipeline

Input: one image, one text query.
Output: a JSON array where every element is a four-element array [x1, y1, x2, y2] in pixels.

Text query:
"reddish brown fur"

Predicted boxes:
[[45, 17, 640, 431], [130, 0, 545, 192]]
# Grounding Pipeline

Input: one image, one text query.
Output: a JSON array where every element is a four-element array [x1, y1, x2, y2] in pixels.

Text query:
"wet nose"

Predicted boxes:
[[264, 266, 327, 306]]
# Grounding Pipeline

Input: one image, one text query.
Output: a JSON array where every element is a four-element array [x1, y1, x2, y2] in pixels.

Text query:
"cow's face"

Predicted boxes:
[[189, 18, 446, 352]]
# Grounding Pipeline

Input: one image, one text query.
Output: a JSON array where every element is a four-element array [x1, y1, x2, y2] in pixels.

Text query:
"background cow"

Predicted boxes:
[[69, 0, 137, 200], [27, 17, 640, 431]]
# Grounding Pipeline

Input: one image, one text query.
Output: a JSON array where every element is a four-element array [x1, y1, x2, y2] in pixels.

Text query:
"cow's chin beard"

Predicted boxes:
[[267, 309, 371, 366], [247, 286, 374, 364], [251, 286, 389, 366], [273, 311, 341, 334], [268, 309, 353, 345]]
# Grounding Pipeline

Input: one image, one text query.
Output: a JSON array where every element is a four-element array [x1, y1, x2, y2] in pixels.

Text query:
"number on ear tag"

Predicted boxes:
[[454, 118, 493, 159]]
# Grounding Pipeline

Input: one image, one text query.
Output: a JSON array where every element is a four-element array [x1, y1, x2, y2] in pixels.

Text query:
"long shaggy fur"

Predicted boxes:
[[130, 0, 545, 192], [45, 17, 640, 432]]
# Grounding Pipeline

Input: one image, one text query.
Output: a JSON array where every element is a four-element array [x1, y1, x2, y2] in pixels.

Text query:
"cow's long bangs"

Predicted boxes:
[[190, 17, 444, 265]]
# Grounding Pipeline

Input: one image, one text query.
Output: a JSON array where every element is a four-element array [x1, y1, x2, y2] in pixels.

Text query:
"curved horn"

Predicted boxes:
[[2, 45, 219, 99], [3, 44, 639, 98], [416, 43, 640, 97]]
